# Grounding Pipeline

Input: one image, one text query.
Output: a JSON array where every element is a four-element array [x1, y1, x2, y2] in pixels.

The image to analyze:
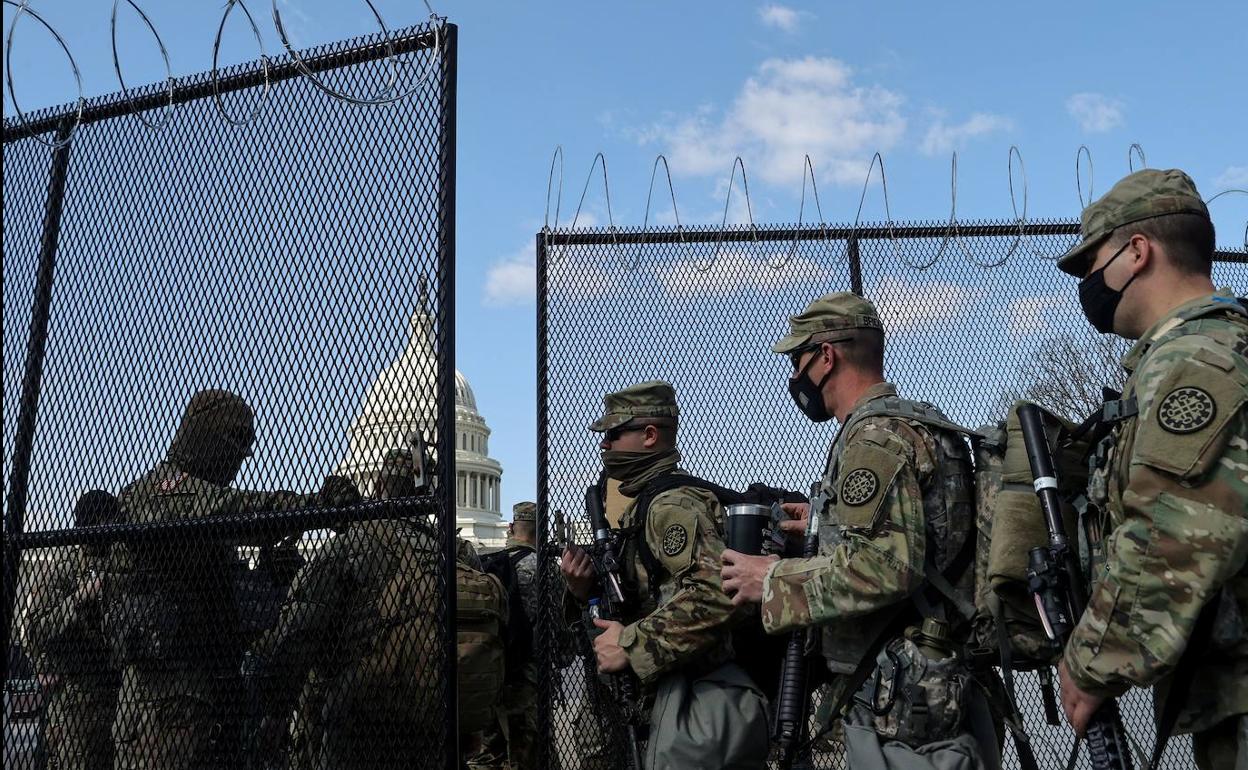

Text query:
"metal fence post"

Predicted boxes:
[[2, 118, 74, 679], [534, 230, 552, 770], [439, 22, 460, 770], [848, 233, 864, 297]]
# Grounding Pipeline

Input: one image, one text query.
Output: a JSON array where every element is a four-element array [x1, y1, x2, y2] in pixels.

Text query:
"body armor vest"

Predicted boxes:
[[815, 396, 977, 675]]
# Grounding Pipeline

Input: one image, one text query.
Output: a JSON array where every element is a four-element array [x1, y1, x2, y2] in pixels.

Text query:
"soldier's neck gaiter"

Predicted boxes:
[[602, 448, 680, 496]]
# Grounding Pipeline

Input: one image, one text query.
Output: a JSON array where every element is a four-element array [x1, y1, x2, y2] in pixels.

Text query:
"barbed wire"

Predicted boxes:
[[212, 0, 271, 127], [1, 0, 443, 143], [543, 145, 1248, 270], [4, 0, 83, 148], [111, 0, 174, 129], [705, 156, 760, 271], [775, 154, 831, 270]]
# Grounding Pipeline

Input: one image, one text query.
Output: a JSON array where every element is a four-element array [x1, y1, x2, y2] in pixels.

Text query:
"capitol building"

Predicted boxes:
[[335, 298, 509, 549]]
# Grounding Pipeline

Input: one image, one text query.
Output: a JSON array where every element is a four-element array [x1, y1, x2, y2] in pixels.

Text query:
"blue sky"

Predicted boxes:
[[4, 0, 1246, 520]]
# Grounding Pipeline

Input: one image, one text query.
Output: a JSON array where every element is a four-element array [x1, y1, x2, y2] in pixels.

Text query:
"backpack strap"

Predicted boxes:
[[850, 396, 983, 440]]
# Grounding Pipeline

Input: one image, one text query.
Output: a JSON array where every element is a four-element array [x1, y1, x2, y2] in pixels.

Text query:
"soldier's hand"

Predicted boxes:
[[591, 618, 629, 673], [778, 502, 810, 536], [721, 550, 778, 605], [75, 575, 103, 603], [1058, 660, 1106, 737], [319, 475, 361, 508], [561, 543, 595, 602]]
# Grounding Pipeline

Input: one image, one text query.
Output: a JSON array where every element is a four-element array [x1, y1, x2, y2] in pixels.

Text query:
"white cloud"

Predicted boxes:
[[483, 245, 536, 307], [637, 57, 906, 187], [869, 276, 976, 332], [759, 4, 803, 32], [1007, 294, 1065, 337], [1214, 165, 1248, 189], [920, 112, 1013, 156], [658, 251, 829, 299], [547, 252, 617, 301], [486, 235, 622, 306], [1066, 93, 1125, 133]]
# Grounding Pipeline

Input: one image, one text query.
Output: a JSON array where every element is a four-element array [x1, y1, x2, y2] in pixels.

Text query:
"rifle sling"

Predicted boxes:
[[1151, 595, 1220, 768]]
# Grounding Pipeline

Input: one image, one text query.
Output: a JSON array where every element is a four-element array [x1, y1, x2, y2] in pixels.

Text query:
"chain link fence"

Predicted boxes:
[[536, 220, 1246, 769], [3, 20, 458, 770]]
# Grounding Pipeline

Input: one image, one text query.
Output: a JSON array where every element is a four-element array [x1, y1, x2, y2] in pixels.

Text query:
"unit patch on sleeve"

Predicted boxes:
[[1157, 386, 1216, 434], [840, 468, 879, 506], [661, 524, 689, 557]]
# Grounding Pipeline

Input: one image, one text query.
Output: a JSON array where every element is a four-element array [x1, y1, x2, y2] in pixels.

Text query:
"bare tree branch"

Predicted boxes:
[[997, 335, 1129, 423]]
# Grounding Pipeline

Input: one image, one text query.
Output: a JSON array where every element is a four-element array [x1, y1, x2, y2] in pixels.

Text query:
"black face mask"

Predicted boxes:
[[788, 351, 834, 422], [1078, 241, 1138, 334]]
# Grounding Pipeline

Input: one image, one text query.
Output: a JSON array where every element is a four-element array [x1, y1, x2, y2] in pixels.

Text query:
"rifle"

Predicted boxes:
[[584, 478, 646, 770], [1016, 404, 1134, 770], [771, 485, 825, 769]]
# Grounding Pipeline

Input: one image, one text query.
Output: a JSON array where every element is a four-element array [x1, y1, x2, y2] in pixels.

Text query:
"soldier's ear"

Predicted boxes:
[[820, 342, 837, 368], [1130, 233, 1155, 275]]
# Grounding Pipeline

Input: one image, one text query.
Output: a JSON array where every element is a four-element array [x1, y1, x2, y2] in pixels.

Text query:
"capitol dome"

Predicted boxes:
[[337, 297, 507, 548]]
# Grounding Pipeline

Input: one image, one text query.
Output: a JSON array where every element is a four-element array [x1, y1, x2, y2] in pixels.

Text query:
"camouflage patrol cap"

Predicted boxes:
[[589, 380, 679, 433], [167, 389, 256, 483], [1057, 168, 1210, 276], [512, 501, 536, 522], [772, 292, 883, 354], [380, 447, 414, 476]]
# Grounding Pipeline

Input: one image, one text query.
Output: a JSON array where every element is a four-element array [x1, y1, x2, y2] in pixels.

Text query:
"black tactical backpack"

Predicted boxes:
[[479, 546, 536, 679]]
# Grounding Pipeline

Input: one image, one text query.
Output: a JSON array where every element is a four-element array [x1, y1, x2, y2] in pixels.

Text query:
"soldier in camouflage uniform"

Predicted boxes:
[[721, 294, 998, 769], [1052, 169, 1248, 769], [468, 502, 541, 770], [253, 445, 443, 769], [562, 381, 769, 770], [23, 491, 123, 770], [106, 389, 357, 770]]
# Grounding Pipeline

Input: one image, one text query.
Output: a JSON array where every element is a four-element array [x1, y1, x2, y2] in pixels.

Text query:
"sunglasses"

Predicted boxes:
[[604, 425, 647, 442], [788, 344, 821, 371]]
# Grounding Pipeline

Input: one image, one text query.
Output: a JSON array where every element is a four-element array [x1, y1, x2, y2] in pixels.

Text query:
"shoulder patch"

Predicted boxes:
[[840, 468, 879, 506], [1157, 386, 1217, 434], [1135, 358, 1248, 479], [661, 524, 688, 557], [158, 471, 188, 492]]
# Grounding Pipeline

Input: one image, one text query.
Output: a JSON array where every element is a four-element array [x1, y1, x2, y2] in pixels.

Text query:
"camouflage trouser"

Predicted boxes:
[[1193, 713, 1248, 770], [466, 681, 543, 770], [43, 679, 117, 770], [111, 666, 239, 770]]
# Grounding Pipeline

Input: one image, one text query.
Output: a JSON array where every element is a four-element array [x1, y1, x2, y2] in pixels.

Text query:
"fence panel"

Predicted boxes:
[[3, 21, 458, 770], [537, 220, 1246, 769]]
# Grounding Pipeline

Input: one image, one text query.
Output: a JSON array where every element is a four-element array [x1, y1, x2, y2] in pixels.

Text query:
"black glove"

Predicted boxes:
[[258, 535, 306, 587], [318, 475, 361, 508]]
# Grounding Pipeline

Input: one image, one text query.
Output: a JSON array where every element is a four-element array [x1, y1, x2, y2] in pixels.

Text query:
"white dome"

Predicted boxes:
[[455, 370, 477, 412], [336, 300, 507, 548]]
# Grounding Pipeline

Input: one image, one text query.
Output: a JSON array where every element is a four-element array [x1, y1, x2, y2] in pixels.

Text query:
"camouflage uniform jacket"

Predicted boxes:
[[616, 467, 750, 686], [23, 547, 117, 688], [111, 461, 317, 680], [761, 382, 976, 676], [1064, 290, 1248, 734], [253, 518, 441, 714], [511, 545, 540, 685]]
